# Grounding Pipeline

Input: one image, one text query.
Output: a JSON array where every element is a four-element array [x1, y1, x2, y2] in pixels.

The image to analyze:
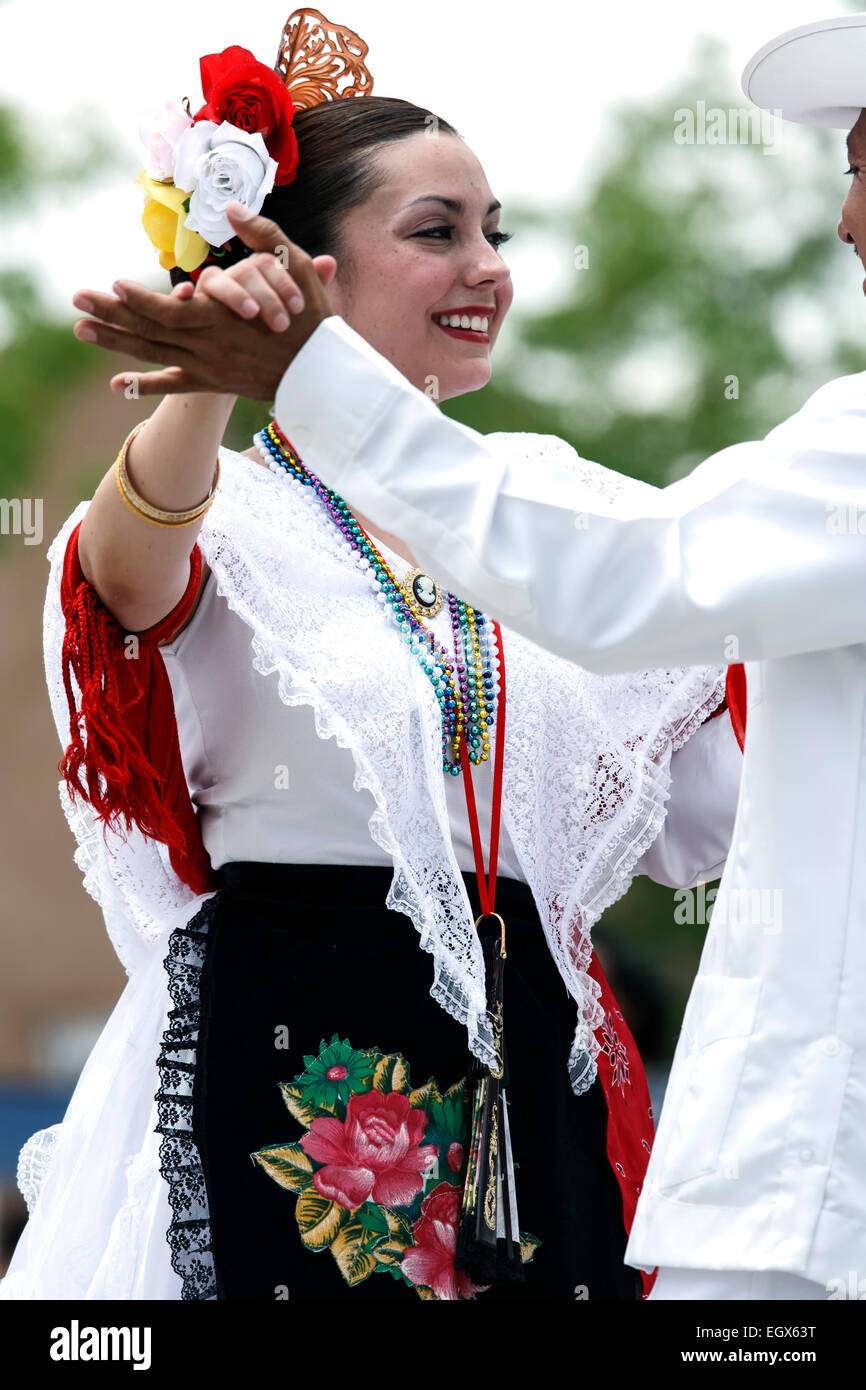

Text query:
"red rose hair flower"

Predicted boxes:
[[192, 44, 299, 186]]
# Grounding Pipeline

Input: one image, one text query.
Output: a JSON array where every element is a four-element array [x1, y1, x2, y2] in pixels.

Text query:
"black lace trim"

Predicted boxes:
[[155, 896, 219, 1300]]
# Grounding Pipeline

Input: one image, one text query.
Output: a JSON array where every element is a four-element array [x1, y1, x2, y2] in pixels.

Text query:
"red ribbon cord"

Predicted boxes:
[[459, 620, 506, 917]]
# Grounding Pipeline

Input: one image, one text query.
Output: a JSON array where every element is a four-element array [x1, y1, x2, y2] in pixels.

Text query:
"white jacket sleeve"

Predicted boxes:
[[633, 711, 743, 889], [273, 315, 866, 674]]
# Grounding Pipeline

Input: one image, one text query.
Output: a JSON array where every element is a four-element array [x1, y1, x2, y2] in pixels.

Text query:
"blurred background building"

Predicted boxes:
[[2, 0, 864, 1273]]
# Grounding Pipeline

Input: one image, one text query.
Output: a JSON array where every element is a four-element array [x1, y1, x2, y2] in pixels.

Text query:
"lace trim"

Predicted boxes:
[[154, 896, 219, 1300], [16, 1123, 64, 1215], [560, 677, 727, 1095]]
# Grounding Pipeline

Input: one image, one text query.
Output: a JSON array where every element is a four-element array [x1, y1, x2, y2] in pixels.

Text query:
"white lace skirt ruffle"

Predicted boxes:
[[0, 930, 198, 1300]]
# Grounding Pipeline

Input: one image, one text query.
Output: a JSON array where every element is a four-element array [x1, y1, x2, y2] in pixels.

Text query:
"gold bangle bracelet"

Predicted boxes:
[[114, 421, 220, 528]]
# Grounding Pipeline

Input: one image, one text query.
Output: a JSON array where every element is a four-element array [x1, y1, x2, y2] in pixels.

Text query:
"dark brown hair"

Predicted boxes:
[[169, 97, 460, 286]]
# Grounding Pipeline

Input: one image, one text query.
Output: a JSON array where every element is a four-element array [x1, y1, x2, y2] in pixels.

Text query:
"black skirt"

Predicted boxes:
[[157, 862, 642, 1303]]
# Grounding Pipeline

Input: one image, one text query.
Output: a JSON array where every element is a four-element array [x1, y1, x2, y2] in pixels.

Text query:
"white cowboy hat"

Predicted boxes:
[[742, 13, 866, 129]]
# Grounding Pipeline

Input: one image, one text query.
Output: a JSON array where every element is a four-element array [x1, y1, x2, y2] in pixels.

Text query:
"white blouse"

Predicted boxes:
[[159, 525, 743, 890]]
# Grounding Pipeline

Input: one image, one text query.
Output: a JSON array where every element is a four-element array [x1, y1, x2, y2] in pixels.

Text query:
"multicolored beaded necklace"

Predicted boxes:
[[254, 420, 500, 778]]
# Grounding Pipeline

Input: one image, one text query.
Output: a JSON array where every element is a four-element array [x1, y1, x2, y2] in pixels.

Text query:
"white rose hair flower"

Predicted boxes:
[[172, 119, 279, 248]]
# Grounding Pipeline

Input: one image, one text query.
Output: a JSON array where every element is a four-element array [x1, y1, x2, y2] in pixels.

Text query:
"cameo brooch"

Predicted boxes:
[[400, 567, 444, 619]]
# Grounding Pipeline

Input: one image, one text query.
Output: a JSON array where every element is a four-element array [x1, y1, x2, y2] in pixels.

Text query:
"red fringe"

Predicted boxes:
[[725, 663, 747, 752], [58, 521, 217, 895], [701, 665, 748, 753], [60, 579, 187, 852]]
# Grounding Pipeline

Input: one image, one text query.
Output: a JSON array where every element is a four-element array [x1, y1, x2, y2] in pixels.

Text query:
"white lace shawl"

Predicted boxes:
[[7, 433, 725, 1293], [47, 432, 723, 1082]]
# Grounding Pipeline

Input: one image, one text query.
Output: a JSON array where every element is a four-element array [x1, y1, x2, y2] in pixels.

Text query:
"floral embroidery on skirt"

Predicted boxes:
[[251, 1033, 541, 1300]]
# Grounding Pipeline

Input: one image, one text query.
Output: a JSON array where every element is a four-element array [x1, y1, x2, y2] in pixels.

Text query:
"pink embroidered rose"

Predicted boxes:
[[401, 1181, 489, 1300], [300, 1090, 437, 1210]]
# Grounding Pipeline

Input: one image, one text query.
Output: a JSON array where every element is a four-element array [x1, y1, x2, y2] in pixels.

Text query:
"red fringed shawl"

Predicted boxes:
[[56, 517, 748, 1299]]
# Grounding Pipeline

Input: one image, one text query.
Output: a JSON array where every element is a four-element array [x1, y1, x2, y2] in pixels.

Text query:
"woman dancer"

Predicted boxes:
[[1, 10, 742, 1301]]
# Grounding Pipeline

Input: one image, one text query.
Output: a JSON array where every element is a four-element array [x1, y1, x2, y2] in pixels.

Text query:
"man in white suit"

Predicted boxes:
[[259, 17, 866, 1301], [70, 15, 866, 1301]]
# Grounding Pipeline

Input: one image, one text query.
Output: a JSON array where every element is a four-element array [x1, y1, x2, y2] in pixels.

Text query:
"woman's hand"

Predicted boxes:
[[169, 245, 337, 334], [71, 203, 339, 398]]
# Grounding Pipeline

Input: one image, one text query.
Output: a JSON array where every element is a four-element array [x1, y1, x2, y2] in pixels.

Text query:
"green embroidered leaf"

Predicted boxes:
[[372, 1052, 411, 1094], [372, 1204, 415, 1268], [330, 1219, 380, 1285], [371, 1241, 407, 1269], [356, 1202, 389, 1235], [383, 1206, 414, 1243], [295, 1190, 346, 1250], [250, 1143, 314, 1193], [416, 1284, 438, 1299], [433, 1078, 468, 1137], [519, 1231, 542, 1264], [408, 1079, 440, 1112], [278, 1081, 321, 1126]]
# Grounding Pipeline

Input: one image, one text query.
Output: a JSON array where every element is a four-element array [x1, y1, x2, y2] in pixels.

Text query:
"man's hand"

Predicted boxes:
[[71, 202, 338, 398]]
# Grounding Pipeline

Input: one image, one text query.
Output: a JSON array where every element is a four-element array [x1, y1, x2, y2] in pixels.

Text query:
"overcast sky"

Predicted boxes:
[[0, 0, 858, 321]]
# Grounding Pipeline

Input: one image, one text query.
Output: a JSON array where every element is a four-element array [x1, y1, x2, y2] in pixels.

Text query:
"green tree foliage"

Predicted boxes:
[[0, 94, 128, 498]]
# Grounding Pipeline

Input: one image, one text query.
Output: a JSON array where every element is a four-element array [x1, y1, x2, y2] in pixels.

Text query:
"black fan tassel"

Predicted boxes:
[[454, 915, 525, 1286]]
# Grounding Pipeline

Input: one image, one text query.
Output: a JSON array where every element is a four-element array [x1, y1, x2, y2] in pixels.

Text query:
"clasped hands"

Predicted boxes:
[[72, 201, 338, 400]]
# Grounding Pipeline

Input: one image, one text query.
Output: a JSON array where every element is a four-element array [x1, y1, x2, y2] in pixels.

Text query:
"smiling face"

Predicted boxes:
[[838, 109, 866, 291], [323, 131, 514, 402]]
